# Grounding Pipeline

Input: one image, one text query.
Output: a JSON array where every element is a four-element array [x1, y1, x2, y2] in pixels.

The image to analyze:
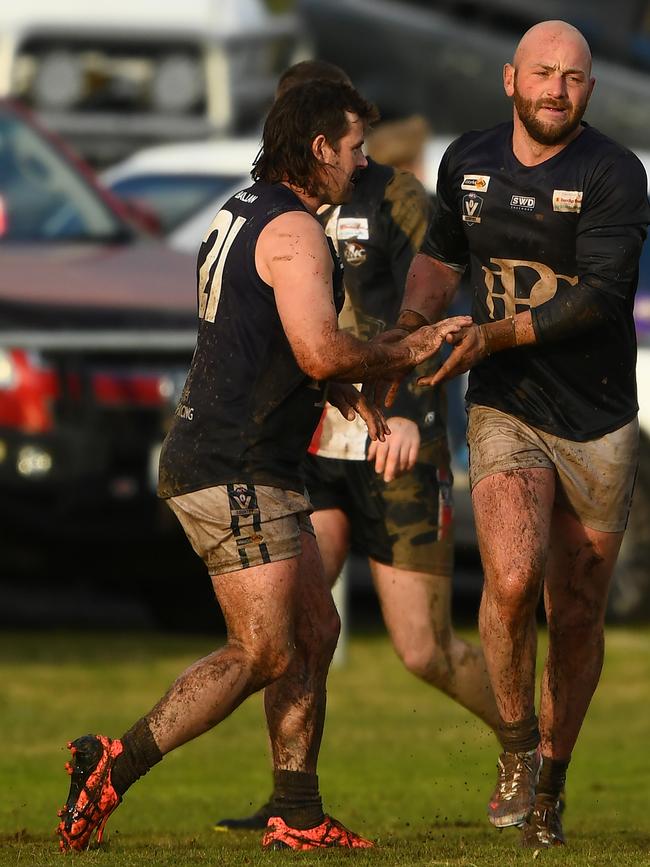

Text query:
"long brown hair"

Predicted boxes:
[[252, 79, 378, 196]]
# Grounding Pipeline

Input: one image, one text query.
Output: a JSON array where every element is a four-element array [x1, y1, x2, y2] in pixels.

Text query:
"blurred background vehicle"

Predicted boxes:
[[0, 0, 303, 166], [100, 137, 260, 244], [0, 98, 207, 624]]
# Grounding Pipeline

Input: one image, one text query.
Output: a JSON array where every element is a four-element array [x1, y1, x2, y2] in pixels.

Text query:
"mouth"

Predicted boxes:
[[538, 103, 569, 117]]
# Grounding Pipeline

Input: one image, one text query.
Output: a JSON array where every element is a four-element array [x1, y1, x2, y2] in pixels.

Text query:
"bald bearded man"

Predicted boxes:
[[387, 20, 649, 847]]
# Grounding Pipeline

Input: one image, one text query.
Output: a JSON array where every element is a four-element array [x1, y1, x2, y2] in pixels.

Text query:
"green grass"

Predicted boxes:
[[1, 627, 649, 865]]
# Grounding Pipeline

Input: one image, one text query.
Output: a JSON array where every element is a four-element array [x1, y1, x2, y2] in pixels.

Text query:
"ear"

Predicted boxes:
[[312, 133, 328, 164], [503, 63, 515, 97], [587, 76, 596, 101]]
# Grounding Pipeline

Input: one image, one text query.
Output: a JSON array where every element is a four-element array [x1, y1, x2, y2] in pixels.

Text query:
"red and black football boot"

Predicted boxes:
[[262, 815, 374, 850], [57, 734, 123, 851]]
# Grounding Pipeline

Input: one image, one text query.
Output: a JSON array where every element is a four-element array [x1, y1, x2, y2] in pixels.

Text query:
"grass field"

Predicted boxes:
[[1, 626, 649, 866]]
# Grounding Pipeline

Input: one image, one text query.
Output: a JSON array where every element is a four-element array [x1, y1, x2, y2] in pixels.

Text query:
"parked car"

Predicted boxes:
[[0, 100, 202, 611], [103, 134, 454, 253], [0, 0, 302, 165], [101, 137, 259, 238]]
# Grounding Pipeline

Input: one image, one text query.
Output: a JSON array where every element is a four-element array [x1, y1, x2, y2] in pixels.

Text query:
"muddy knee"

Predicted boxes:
[[242, 636, 295, 690], [485, 569, 541, 622]]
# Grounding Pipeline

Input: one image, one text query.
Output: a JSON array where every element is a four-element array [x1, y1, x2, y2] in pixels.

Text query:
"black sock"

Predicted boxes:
[[271, 770, 325, 830], [498, 712, 540, 754], [537, 756, 570, 804], [111, 718, 163, 797]]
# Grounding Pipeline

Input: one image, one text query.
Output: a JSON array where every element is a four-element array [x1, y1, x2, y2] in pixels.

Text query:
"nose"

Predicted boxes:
[[358, 152, 368, 169], [546, 72, 568, 99]]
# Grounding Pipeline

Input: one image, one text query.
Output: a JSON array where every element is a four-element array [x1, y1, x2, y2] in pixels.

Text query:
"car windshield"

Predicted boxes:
[[109, 174, 245, 233], [0, 109, 127, 242]]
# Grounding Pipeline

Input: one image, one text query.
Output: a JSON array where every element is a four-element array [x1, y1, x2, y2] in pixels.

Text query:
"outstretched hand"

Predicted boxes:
[[367, 416, 420, 482], [363, 315, 473, 408], [417, 323, 487, 388], [327, 382, 391, 441]]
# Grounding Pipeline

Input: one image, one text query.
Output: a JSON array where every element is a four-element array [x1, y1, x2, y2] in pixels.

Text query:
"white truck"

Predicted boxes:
[[0, 0, 303, 164]]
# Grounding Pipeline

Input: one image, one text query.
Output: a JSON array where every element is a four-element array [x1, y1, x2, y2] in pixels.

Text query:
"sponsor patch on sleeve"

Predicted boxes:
[[461, 174, 490, 191], [337, 217, 369, 240], [553, 190, 583, 213]]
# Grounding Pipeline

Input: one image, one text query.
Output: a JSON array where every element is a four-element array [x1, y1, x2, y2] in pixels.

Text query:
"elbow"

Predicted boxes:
[[297, 355, 337, 382]]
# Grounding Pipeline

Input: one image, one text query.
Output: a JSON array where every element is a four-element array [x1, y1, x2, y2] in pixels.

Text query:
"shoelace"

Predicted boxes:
[[497, 753, 536, 800]]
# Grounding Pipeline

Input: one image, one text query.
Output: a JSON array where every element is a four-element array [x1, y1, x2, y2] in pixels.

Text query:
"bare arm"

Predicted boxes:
[[256, 211, 469, 382]]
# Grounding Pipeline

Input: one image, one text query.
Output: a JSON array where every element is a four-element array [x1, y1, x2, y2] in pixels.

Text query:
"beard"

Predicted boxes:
[[513, 83, 588, 146]]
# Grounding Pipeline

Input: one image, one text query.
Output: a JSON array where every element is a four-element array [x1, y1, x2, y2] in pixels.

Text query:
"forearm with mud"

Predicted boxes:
[[319, 329, 420, 382]]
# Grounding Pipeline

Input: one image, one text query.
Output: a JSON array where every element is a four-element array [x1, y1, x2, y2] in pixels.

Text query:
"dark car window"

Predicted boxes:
[[0, 109, 126, 242], [109, 174, 242, 233]]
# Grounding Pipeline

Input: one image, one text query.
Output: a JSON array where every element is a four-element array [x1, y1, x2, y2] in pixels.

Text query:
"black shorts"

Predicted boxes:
[[303, 439, 454, 576]]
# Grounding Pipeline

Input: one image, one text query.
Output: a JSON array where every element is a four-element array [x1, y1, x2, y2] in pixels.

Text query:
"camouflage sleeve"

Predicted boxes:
[[383, 169, 433, 295]]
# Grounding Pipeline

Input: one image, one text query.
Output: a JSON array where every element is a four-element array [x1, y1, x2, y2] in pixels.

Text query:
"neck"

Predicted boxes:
[[511, 116, 584, 167], [282, 181, 324, 216]]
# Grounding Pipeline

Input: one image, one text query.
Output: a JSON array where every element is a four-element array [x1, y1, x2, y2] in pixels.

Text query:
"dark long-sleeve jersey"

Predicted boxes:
[[422, 122, 650, 441]]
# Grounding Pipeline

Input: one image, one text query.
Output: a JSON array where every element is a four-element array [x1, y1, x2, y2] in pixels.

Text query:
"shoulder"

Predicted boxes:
[[384, 169, 431, 222], [349, 158, 394, 206], [259, 207, 324, 244], [580, 126, 648, 188], [443, 123, 511, 164]]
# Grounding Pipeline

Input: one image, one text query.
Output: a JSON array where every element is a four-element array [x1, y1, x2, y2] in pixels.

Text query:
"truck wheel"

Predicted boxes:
[[608, 431, 650, 621]]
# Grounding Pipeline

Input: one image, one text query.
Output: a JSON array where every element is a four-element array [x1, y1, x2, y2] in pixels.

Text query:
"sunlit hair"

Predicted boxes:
[[276, 59, 351, 98], [252, 79, 379, 197]]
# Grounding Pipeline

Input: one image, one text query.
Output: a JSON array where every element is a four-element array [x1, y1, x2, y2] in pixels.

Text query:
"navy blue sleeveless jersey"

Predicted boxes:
[[422, 122, 650, 441], [158, 181, 344, 497]]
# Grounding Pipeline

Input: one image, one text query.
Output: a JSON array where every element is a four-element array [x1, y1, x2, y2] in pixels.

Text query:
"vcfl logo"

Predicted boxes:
[[462, 193, 483, 226], [510, 195, 535, 211], [481, 258, 578, 319]]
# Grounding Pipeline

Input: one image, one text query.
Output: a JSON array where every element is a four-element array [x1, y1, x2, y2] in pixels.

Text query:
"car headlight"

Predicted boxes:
[[17, 445, 53, 477]]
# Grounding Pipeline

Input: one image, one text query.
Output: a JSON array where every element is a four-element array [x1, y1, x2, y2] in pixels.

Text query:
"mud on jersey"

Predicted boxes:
[[158, 181, 344, 498], [310, 158, 446, 460], [423, 122, 650, 441]]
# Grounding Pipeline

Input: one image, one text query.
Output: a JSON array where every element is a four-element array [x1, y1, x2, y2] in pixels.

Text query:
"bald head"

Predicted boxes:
[[504, 19, 595, 150], [513, 20, 592, 76]]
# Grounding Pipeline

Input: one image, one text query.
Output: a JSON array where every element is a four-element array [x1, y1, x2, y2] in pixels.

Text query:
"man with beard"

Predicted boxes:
[[56, 79, 470, 853], [214, 59, 500, 834], [381, 20, 649, 847]]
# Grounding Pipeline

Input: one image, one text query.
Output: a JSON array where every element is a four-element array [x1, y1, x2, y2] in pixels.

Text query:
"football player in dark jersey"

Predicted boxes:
[[56, 79, 470, 853], [383, 20, 649, 848], [214, 60, 499, 834]]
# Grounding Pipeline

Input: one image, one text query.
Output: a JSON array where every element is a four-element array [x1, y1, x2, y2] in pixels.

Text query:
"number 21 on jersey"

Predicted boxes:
[[198, 209, 247, 323]]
